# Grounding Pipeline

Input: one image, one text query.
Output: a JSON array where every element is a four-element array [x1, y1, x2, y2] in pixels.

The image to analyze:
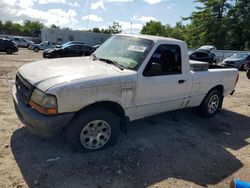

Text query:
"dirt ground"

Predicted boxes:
[[0, 48, 250, 188]]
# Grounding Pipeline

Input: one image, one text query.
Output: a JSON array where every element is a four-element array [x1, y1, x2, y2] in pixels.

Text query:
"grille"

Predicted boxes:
[[15, 73, 34, 104]]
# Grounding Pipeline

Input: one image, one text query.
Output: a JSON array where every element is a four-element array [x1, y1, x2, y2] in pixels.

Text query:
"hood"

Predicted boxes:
[[18, 57, 136, 91]]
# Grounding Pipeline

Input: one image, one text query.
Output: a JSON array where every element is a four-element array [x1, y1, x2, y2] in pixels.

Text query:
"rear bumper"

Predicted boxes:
[[12, 85, 75, 137]]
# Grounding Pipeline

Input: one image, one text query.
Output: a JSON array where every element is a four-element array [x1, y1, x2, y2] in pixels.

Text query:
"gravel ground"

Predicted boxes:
[[0, 49, 250, 188]]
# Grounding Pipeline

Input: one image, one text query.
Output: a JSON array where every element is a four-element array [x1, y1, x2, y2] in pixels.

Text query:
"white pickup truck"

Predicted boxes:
[[13, 34, 239, 152]]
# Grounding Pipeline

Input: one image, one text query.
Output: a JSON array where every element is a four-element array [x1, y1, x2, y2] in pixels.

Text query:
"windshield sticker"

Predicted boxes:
[[128, 45, 146, 52]]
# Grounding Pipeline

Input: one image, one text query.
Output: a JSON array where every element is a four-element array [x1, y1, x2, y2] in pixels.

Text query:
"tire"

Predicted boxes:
[[55, 53, 62, 58], [247, 70, 250, 79], [66, 108, 120, 152], [197, 89, 223, 118], [6, 48, 13, 54], [34, 47, 39, 52], [239, 64, 245, 71]]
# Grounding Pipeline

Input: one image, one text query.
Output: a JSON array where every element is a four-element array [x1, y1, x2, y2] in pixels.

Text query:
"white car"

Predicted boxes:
[[10, 37, 34, 48], [28, 41, 56, 52], [13, 34, 239, 152]]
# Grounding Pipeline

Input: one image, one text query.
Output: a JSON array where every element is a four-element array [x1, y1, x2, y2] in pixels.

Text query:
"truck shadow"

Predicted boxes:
[[11, 109, 250, 187]]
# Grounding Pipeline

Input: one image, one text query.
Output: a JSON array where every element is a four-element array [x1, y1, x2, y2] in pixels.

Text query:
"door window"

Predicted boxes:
[[195, 52, 208, 58], [143, 44, 182, 76]]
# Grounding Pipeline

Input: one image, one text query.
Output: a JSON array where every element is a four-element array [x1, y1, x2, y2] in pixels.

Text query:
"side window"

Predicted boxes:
[[143, 44, 182, 76], [196, 52, 208, 58]]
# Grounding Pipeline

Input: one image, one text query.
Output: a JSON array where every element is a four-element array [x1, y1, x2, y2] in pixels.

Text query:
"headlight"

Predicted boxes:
[[29, 89, 58, 115]]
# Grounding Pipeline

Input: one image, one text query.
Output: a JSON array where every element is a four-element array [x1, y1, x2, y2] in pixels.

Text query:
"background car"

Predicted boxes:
[[43, 44, 92, 58], [0, 38, 18, 54], [189, 50, 217, 64], [28, 41, 56, 52], [10, 37, 34, 48], [221, 52, 250, 70]]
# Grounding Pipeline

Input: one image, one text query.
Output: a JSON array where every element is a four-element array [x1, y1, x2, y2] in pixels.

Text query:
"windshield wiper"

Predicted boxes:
[[98, 58, 124, 70]]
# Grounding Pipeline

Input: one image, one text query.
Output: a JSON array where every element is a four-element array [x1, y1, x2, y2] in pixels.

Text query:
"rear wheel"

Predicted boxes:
[[197, 89, 223, 118], [6, 48, 13, 54], [66, 108, 120, 152], [34, 47, 39, 52]]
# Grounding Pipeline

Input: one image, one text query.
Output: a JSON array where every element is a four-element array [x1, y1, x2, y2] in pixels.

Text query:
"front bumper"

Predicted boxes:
[[221, 63, 237, 68], [12, 85, 75, 137]]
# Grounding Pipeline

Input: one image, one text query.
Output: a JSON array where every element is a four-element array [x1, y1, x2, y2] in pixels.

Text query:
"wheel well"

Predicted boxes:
[[77, 101, 128, 133], [211, 85, 224, 96], [200, 85, 224, 107]]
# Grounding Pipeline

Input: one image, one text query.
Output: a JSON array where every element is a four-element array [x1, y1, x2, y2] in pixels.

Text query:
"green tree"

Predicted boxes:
[[185, 0, 231, 49], [226, 0, 250, 50], [107, 22, 122, 34], [140, 21, 166, 36], [91, 27, 101, 33]]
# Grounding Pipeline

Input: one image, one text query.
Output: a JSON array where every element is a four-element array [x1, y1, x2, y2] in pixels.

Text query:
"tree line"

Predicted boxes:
[[141, 0, 250, 50], [0, 20, 122, 37], [0, 20, 44, 37], [1, 0, 249, 50]]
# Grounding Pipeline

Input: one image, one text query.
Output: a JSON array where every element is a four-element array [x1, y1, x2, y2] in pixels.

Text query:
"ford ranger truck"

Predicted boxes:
[[13, 34, 239, 152]]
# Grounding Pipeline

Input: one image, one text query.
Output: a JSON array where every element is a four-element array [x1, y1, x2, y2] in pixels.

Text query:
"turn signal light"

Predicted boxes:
[[29, 100, 57, 115]]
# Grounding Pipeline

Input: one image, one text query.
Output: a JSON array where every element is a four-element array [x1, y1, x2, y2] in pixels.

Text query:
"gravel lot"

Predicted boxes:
[[0, 49, 250, 188]]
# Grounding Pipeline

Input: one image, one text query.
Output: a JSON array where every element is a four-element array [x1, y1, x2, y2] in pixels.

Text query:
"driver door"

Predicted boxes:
[[135, 44, 189, 119]]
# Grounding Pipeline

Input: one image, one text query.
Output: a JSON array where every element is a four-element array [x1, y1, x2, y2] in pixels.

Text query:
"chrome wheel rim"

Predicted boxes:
[[208, 94, 219, 114], [80, 120, 111, 150]]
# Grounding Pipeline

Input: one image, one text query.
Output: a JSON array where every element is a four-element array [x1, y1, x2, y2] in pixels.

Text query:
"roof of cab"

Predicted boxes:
[[116, 34, 184, 44]]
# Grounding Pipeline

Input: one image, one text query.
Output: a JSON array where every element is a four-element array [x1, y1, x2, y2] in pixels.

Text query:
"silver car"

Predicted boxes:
[[28, 41, 56, 52], [222, 52, 250, 70], [10, 37, 34, 48]]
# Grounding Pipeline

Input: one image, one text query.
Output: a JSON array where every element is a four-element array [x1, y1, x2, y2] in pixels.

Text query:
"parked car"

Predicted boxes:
[[28, 41, 56, 52], [13, 34, 239, 152], [0, 38, 18, 54], [189, 50, 217, 64], [10, 37, 34, 48], [43, 44, 92, 58], [221, 52, 250, 70]]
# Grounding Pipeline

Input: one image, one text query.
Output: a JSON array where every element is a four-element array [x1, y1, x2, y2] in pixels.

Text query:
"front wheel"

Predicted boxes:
[[66, 108, 120, 152], [197, 89, 223, 118], [6, 48, 13, 54], [34, 47, 39, 52]]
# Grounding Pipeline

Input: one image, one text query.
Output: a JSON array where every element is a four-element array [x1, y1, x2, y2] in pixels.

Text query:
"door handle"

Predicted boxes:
[[178, 79, 186, 84]]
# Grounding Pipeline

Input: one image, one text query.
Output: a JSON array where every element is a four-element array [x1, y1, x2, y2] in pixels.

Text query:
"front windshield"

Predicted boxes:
[[231, 53, 248, 59], [94, 35, 153, 70]]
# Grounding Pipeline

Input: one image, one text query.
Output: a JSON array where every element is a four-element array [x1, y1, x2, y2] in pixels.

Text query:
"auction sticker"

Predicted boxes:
[[128, 45, 146, 52]]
